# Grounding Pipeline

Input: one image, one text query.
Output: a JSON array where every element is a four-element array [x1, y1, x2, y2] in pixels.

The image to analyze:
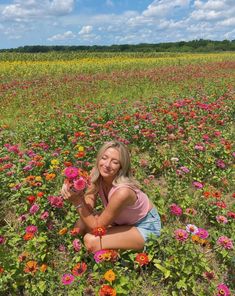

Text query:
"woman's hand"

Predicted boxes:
[[61, 183, 84, 207]]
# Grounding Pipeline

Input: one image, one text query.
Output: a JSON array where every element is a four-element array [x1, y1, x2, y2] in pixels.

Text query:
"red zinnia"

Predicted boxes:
[[99, 284, 116, 296], [92, 226, 106, 237], [135, 253, 149, 266]]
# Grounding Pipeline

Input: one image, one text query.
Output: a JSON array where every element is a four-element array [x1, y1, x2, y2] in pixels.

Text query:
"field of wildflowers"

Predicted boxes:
[[0, 52, 234, 296]]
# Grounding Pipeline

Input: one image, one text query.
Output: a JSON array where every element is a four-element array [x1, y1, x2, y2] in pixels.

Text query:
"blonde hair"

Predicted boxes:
[[90, 140, 139, 192]]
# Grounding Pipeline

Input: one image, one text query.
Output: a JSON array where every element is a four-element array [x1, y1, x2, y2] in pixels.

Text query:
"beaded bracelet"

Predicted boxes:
[[75, 202, 83, 209]]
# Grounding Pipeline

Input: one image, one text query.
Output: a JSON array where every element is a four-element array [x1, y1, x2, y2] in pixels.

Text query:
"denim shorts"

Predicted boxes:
[[135, 207, 161, 242]]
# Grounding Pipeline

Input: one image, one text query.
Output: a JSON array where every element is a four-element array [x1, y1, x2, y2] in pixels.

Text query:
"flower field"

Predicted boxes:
[[0, 52, 235, 296]]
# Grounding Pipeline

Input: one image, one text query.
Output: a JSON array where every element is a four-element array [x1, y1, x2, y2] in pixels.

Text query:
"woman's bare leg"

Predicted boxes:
[[83, 225, 145, 252]]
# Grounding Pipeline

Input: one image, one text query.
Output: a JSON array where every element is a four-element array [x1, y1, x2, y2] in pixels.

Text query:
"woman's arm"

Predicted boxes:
[[63, 185, 136, 231]]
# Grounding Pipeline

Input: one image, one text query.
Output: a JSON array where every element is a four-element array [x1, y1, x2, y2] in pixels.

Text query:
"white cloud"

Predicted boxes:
[[1, 0, 75, 22], [79, 25, 93, 35], [143, 0, 190, 17], [48, 30, 76, 41], [49, 0, 75, 15]]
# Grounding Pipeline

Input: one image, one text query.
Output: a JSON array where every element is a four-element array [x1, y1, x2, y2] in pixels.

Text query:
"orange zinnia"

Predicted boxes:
[[45, 173, 56, 181], [58, 228, 68, 235], [23, 232, 34, 241], [24, 261, 38, 273], [40, 264, 47, 272]]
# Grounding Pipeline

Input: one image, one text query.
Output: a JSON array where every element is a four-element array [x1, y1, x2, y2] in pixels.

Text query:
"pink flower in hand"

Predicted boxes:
[[73, 177, 86, 192]]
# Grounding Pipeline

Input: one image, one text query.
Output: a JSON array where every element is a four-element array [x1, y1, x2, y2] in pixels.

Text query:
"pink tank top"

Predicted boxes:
[[99, 183, 150, 225]]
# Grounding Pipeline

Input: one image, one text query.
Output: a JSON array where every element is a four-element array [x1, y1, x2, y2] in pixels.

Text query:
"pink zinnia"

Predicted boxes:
[[29, 204, 40, 214], [174, 229, 188, 241], [195, 144, 205, 151], [217, 236, 233, 250], [40, 211, 49, 220], [25, 225, 38, 234], [186, 224, 198, 234], [217, 283, 230, 296], [64, 167, 79, 180], [196, 228, 209, 239], [169, 203, 183, 216], [216, 159, 226, 169], [73, 177, 86, 191], [61, 273, 75, 285], [72, 239, 82, 252], [48, 196, 64, 208], [216, 215, 228, 224], [193, 181, 203, 189], [94, 249, 108, 263]]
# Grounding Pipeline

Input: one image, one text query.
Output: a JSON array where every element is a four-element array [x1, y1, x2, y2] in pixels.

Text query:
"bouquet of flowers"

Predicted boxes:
[[64, 166, 90, 193]]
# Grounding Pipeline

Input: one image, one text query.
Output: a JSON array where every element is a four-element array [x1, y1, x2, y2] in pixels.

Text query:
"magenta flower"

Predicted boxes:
[[216, 215, 228, 224], [64, 167, 79, 180], [61, 273, 75, 285], [216, 159, 226, 169], [72, 239, 82, 252], [193, 181, 203, 189], [25, 225, 38, 234], [186, 224, 198, 234], [217, 283, 230, 296], [196, 228, 209, 239], [217, 236, 233, 250], [170, 203, 183, 216], [174, 229, 188, 241], [94, 249, 108, 263], [29, 204, 40, 214], [0, 235, 5, 244]]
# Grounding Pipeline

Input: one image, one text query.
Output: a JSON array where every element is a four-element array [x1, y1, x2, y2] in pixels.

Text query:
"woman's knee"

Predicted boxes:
[[83, 233, 99, 252]]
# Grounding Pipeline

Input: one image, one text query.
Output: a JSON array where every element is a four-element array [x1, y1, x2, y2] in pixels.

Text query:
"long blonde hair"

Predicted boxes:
[[90, 140, 140, 192]]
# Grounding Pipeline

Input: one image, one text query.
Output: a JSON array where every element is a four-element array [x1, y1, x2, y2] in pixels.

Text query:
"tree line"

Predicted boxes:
[[1, 39, 235, 53]]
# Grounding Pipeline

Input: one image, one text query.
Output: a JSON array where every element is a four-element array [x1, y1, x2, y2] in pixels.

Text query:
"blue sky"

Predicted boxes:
[[0, 0, 234, 49]]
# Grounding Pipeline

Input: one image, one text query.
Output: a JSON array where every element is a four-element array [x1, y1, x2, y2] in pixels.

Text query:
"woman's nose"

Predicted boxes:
[[104, 159, 111, 167]]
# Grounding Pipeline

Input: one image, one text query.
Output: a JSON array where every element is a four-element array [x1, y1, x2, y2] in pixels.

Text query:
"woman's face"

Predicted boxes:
[[98, 147, 121, 182]]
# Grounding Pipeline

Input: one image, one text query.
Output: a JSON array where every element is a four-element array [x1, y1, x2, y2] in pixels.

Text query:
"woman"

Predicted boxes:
[[61, 140, 161, 252]]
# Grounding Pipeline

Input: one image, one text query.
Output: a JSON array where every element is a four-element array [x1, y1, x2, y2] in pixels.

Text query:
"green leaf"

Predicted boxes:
[[38, 281, 46, 293], [176, 279, 187, 290], [153, 260, 171, 279]]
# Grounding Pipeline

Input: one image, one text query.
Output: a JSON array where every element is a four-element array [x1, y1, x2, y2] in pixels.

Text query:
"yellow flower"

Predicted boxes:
[[35, 176, 42, 182], [51, 159, 59, 165], [9, 183, 15, 188], [75, 145, 84, 152], [104, 269, 116, 283]]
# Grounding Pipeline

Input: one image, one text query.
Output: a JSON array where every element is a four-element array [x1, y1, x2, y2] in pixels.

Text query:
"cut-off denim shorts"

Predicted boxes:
[[135, 207, 161, 242]]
